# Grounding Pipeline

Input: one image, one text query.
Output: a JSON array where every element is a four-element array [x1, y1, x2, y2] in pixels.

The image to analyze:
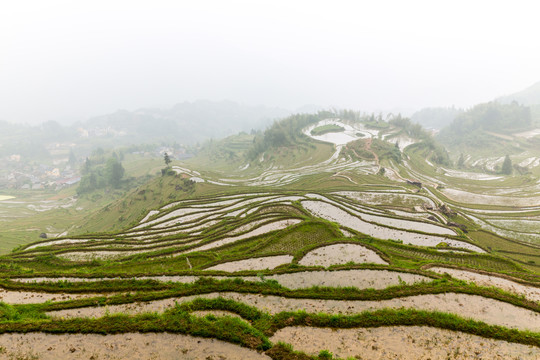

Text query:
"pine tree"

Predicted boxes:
[[82, 157, 91, 175], [457, 154, 465, 168], [501, 155, 512, 175], [68, 149, 77, 167], [106, 158, 125, 188], [164, 152, 172, 167]]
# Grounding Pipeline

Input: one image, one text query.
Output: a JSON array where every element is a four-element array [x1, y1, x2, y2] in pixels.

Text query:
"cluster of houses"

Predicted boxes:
[[0, 143, 192, 191], [1, 162, 80, 191], [0, 142, 79, 190]]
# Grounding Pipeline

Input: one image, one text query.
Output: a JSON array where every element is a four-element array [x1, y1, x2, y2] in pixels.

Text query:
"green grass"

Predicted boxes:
[[0, 154, 169, 254], [373, 238, 523, 273], [252, 222, 341, 256], [470, 230, 540, 261], [186, 133, 255, 172], [75, 174, 221, 234], [0, 188, 112, 254], [261, 142, 335, 170], [0, 309, 271, 350], [310, 125, 345, 136]]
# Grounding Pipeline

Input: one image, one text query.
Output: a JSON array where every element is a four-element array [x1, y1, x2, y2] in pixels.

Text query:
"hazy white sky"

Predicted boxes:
[[1, 0, 539, 124]]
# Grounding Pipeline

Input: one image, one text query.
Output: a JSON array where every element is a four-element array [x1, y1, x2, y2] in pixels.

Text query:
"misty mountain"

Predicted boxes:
[[0, 120, 78, 160], [497, 81, 540, 105], [496, 81, 540, 124], [410, 106, 463, 130], [0, 101, 294, 165], [437, 101, 531, 148], [79, 100, 292, 145]]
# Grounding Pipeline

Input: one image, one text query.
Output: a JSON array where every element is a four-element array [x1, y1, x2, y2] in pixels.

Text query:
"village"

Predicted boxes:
[[0, 140, 190, 191]]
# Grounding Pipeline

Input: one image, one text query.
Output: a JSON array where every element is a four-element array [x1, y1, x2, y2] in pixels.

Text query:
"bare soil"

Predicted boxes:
[[0, 332, 270, 360], [271, 326, 539, 359]]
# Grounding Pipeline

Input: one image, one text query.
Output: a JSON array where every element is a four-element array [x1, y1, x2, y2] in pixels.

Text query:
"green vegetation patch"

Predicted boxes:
[[310, 125, 345, 136], [252, 222, 342, 256], [0, 309, 270, 350]]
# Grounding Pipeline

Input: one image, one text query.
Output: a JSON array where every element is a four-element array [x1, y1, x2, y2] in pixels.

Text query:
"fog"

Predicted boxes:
[[1, 0, 539, 124]]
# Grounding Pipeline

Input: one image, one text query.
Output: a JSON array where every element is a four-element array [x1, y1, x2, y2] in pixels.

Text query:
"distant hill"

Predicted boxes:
[[411, 106, 463, 130], [0, 120, 78, 159], [496, 82, 540, 124], [0, 101, 293, 164], [79, 100, 292, 145], [437, 101, 532, 149], [497, 81, 540, 105]]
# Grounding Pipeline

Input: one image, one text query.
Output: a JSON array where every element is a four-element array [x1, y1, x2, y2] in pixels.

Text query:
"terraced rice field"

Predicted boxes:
[[9, 269, 431, 289], [430, 266, 540, 302], [206, 255, 294, 271], [271, 326, 538, 359], [0, 333, 271, 360], [47, 292, 540, 331], [19, 185, 483, 262], [298, 243, 388, 266], [2, 118, 540, 358], [0, 289, 105, 304]]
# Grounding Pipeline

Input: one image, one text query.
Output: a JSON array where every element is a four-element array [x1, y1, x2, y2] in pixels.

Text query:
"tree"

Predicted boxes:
[[81, 157, 91, 175], [457, 153, 465, 168], [164, 152, 172, 167], [68, 149, 77, 167], [501, 155, 512, 175], [77, 172, 98, 195], [89, 172, 97, 189], [106, 158, 125, 188]]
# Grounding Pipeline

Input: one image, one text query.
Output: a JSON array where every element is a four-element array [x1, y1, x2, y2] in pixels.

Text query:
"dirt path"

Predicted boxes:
[[364, 137, 380, 169], [348, 137, 380, 171]]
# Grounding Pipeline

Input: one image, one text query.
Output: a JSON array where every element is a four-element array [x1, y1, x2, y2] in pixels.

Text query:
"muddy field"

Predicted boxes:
[[12, 269, 429, 290], [271, 326, 539, 359], [431, 267, 540, 302], [0, 332, 270, 360]]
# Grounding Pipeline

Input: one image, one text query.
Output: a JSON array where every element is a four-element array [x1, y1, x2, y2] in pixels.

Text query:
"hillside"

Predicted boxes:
[[410, 106, 463, 130], [0, 112, 539, 358], [437, 101, 533, 153], [496, 81, 540, 126], [497, 81, 540, 105], [0, 100, 290, 173], [434, 101, 540, 176], [80, 100, 291, 145]]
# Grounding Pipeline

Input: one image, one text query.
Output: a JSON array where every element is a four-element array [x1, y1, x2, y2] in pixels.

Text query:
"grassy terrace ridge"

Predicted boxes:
[[310, 124, 345, 136], [0, 308, 271, 350], [1, 298, 539, 356], [8, 277, 540, 315], [0, 263, 434, 281]]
